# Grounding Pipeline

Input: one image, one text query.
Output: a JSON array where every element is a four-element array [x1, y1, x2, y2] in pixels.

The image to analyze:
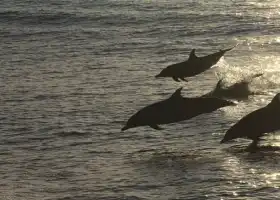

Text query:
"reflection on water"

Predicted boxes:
[[221, 144, 280, 198], [1, 0, 280, 199]]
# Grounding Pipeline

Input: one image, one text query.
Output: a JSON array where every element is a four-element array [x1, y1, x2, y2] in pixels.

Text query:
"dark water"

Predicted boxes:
[[1, 0, 280, 199]]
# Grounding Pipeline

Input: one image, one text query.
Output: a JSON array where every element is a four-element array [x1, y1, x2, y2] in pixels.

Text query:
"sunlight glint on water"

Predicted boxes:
[[0, 0, 280, 199]]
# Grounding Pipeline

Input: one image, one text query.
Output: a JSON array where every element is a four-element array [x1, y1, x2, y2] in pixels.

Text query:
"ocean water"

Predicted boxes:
[[1, 0, 280, 199]]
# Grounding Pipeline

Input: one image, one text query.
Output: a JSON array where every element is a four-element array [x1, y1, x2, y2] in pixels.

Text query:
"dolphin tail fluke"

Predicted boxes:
[[251, 73, 263, 79], [221, 44, 238, 53], [240, 73, 264, 85], [247, 73, 264, 82]]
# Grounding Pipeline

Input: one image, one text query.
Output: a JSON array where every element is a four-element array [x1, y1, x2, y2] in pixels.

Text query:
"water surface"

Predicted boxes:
[[1, 0, 280, 199]]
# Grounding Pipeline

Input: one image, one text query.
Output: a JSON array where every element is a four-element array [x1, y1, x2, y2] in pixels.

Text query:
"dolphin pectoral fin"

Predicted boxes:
[[245, 139, 260, 152], [180, 77, 188, 82], [149, 124, 164, 130], [172, 77, 180, 82]]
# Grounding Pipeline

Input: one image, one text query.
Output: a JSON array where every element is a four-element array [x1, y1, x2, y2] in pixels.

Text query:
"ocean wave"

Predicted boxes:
[[0, 9, 147, 26], [0, 29, 66, 39], [92, 195, 147, 200], [0, 8, 277, 40], [54, 131, 90, 137], [33, 94, 63, 100], [0, 10, 87, 25]]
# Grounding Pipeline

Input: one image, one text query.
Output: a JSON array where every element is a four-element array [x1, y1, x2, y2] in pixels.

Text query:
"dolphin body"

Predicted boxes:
[[221, 93, 280, 148], [155, 46, 236, 82], [121, 88, 235, 131], [202, 73, 263, 100]]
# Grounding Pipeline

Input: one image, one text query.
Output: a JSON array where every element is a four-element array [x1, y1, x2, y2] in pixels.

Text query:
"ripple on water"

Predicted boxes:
[[1, 0, 280, 199]]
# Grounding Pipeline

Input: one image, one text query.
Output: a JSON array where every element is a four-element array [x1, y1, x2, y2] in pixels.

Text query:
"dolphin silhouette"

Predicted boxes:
[[121, 88, 235, 131], [221, 93, 280, 148], [155, 46, 236, 82], [202, 73, 263, 100]]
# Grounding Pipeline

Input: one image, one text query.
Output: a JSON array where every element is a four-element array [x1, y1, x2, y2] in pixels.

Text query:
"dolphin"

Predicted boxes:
[[155, 46, 236, 82], [202, 73, 263, 100], [121, 87, 235, 131], [220, 93, 280, 148]]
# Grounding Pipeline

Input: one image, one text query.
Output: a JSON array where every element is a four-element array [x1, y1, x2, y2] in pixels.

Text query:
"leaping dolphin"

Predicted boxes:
[[221, 93, 280, 148], [202, 73, 263, 100], [121, 87, 235, 131], [155, 46, 236, 82]]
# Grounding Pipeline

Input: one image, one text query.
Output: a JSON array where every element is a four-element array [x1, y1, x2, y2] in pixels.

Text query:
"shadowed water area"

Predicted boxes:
[[1, 0, 280, 199]]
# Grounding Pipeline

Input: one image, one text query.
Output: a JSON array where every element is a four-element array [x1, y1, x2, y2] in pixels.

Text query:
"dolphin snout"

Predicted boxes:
[[155, 74, 161, 78], [121, 126, 129, 131], [220, 138, 226, 144]]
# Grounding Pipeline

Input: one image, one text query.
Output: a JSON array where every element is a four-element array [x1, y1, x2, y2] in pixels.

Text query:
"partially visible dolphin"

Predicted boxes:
[[121, 87, 236, 131], [221, 93, 280, 148], [202, 73, 263, 100], [155, 46, 236, 82]]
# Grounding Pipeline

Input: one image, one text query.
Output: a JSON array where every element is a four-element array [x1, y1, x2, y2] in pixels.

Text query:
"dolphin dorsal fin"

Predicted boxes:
[[189, 49, 197, 60], [171, 87, 183, 98]]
